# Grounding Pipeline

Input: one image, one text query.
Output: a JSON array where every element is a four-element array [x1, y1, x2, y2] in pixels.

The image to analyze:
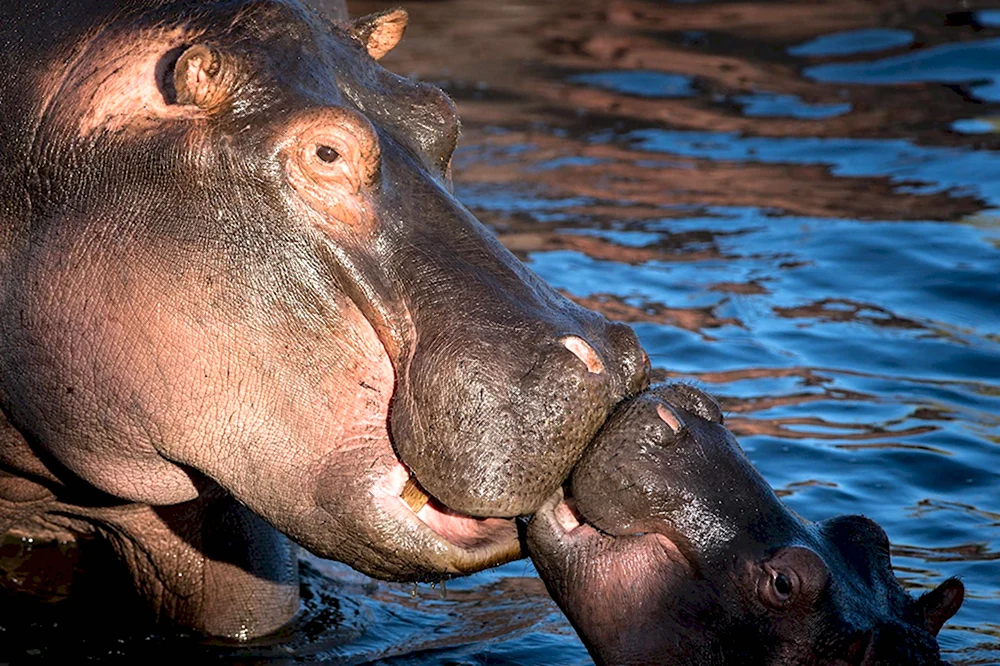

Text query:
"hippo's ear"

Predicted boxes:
[[173, 45, 234, 111], [349, 8, 408, 60], [916, 578, 964, 635]]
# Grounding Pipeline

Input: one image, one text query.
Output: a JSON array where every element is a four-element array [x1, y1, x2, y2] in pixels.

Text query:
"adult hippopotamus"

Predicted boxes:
[[0, 0, 649, 637], [528, 384, 965, 665]]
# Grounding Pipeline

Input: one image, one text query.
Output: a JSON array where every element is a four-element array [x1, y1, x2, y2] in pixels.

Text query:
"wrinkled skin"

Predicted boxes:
[[0, 0, 648, 637], [528, 384, 965, 666]]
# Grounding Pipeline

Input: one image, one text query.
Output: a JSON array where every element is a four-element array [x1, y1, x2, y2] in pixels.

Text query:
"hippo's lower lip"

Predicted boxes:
[[375, 462, 523, 574]]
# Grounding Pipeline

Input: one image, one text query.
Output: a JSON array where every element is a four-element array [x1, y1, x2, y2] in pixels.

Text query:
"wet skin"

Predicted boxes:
[[0, 0, 648, 637], [528, 384, 965, 666]]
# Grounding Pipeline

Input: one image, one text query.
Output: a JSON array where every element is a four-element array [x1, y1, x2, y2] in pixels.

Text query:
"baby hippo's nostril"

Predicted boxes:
[[656, 403, 682, 433], [561, 336, 605, 375]]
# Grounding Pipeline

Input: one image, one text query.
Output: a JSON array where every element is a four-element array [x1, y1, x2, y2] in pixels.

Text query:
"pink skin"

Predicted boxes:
[[38, 28, 211, 137], [528, 491, 694, 665], [0, 6, 522, 638], [562, 335, 606, 375]]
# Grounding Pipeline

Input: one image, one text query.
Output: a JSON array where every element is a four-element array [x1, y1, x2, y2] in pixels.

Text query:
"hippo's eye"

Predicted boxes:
[[774, 572, 793, 598], [758, 567, 799, 610], [316, 144, 340, 164]]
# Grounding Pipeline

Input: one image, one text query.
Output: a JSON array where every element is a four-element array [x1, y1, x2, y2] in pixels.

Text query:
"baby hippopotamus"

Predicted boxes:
[[527, 384, 964, 665]]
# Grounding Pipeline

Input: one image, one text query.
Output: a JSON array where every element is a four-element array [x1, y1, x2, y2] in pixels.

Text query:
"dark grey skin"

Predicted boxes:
[[0, 0, 648, 637], [528, 384, 965, 666]]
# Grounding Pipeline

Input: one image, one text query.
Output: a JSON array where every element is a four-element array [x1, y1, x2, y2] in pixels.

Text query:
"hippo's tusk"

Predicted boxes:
[[401, 476, 430, 513]]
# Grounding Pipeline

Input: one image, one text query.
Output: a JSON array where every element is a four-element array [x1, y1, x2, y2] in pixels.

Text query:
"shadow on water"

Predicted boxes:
[[3, 0, 1000, 663]]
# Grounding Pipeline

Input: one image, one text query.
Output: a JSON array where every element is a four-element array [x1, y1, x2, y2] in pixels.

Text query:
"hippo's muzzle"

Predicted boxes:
[[315, 142, 651, 521]]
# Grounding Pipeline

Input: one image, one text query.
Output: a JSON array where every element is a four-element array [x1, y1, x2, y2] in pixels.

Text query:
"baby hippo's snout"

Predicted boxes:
[[568, 383, 775, 565], [527, 384, 964, 666]]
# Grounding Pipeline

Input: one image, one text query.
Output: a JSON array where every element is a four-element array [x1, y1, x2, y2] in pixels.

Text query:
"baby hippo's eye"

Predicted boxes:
[[757, 546, 826, 612], [774, 572, 793, 598], [759, 567, 799, 610], [316, 144, 340, 163]]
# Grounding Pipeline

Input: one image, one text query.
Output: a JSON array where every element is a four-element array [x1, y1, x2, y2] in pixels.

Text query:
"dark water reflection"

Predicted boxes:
[[3, 0, 1000, 662]]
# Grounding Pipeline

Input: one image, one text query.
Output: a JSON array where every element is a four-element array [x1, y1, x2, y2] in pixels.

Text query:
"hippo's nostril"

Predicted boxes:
[[561, 336, 605, 375], [656, 403, 682, 433]]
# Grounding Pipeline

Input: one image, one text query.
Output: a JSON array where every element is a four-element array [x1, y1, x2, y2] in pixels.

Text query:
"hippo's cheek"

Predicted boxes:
[[181, 298, 526, 580], [1, 230, 521, 579]]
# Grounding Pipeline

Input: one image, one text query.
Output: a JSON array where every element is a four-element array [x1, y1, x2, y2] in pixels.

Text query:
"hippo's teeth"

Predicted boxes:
[[401, 476, 430, 513], [554, 497, 583, 533]]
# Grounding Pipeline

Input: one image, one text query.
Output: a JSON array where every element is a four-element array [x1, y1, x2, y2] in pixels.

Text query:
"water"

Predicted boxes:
[[2, 0, 999, 663]]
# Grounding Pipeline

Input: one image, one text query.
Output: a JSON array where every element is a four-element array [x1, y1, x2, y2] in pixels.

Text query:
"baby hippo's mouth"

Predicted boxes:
[[530, 487, 694, 574], [549, 490, 587, 534]]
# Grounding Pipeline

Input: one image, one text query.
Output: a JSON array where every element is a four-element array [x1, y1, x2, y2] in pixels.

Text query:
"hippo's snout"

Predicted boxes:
[[284, 115, 653, 521], [569, 383, 776, 565], [390, 309, 649, 518]]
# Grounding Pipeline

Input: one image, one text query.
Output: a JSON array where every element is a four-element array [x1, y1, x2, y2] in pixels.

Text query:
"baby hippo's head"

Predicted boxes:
[[527, 384, 964, 666]]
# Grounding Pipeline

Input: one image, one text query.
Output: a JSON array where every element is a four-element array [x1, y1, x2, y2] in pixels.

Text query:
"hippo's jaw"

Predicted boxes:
[[230, 288, 527, 580], [527, 489, 706, 666], [376, 463, 522, 575]]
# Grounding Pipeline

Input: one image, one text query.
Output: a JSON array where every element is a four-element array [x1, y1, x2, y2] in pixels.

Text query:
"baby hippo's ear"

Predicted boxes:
[[916, 578, 964, 635]]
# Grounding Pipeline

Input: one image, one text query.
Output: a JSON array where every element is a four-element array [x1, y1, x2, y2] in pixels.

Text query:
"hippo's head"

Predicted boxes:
[[528, 384, 964, 665], [0, 1, 647, 579]]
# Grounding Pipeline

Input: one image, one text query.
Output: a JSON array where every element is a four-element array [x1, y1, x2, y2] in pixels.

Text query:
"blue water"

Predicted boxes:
[[2, 0, 998, 663], [789, 28, 915, 57], [980, 9, 1000, 28], [806, 37, 1000, 102], [732, 92, 851, 119], [567, 71, 697, 98]]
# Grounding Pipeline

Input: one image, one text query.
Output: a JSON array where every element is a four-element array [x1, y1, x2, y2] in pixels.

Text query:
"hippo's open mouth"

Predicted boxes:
[[373, 461, 522, 575]]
